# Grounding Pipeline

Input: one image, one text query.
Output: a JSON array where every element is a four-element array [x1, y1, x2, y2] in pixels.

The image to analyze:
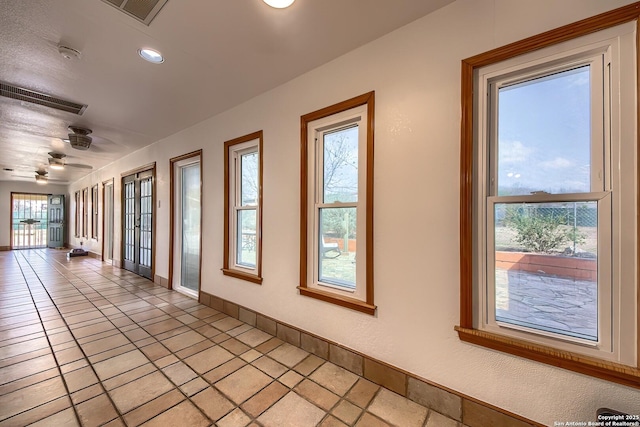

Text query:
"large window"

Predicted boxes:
[[91, 184, 98, 240], [74, 190, 81, 237], [81, 188, 88, 238], [458, 9, 638, 388], [300, 92, 375, 315], [223, 131, 263, 284]]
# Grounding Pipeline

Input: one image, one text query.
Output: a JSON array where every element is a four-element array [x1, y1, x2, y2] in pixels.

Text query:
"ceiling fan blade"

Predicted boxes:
[[66, 163, 93, 169]]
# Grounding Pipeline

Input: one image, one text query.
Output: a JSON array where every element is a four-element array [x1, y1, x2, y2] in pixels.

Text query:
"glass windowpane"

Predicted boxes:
[[318, 207, 356, 289], [494, 201, 598, 341], [497, 66, 591, 195], [323, 126, 358, 203], [236, 209, 256, 268], [241, 152, 258, 206]]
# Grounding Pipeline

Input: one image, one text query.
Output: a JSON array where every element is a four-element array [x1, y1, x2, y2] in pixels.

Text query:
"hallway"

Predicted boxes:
[[0, 249, 455, 427]]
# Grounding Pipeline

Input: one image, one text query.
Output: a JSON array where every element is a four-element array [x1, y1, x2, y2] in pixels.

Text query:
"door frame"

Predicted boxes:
[[101, 178, 114, 263], [121, 162, 156, 279], [169, 150, 203, 296]]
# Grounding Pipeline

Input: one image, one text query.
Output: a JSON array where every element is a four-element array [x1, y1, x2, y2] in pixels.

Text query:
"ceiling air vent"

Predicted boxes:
[[101, 0, 169, 26], [0, 82, 87, 115]]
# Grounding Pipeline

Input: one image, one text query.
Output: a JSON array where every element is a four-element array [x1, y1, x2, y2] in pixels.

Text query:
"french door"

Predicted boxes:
[[122, 168, 154, 279], [11, 193, 48, 249], [171, 152, 202, 298]]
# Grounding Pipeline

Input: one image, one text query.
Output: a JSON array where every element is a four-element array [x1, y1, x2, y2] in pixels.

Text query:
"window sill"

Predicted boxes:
[[455, 326, 640, 389], [297, 286, 376, 315], [222, 268, 262, 285]]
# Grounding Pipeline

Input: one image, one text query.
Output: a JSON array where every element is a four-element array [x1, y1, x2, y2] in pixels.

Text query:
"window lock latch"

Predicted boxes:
[[530, 190, 550, 195]]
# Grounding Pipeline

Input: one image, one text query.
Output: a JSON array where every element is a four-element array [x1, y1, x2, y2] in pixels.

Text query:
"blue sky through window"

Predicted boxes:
[[497, 65, 591, 196]]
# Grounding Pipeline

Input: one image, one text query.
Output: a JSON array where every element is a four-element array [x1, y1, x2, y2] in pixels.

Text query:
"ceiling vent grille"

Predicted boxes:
[[0, 82, 87, 115], [101, 0, 168, 26]]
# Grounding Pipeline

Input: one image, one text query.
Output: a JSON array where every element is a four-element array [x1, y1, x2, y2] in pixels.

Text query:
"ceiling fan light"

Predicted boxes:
[[48, 158, 65, 169], [263, 0, 295, 8], [35, 174, 48, 184]]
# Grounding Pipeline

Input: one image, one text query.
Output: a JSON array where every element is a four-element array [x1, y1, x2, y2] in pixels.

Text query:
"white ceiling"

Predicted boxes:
[[0, 0, 453, 185]]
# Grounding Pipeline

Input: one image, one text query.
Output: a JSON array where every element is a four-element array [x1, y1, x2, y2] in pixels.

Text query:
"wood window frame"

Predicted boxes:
[[223, 131, 263, 284], [457, 2, 640, 389], [299, 91, 376, 315]]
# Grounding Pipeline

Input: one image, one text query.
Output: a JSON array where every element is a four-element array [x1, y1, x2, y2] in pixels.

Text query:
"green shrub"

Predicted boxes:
[[504, 206, 586, 254]]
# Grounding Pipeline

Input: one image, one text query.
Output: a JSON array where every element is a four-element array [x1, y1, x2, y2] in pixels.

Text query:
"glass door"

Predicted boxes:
[[122, 168, 154, 279], [11, 193, 48, 249], [172, 155, 201, 297]]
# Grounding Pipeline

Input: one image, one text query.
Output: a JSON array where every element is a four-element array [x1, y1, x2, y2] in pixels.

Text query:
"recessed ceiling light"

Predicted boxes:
[[263, 0, 295, 8], [138, 48, 164, 64]]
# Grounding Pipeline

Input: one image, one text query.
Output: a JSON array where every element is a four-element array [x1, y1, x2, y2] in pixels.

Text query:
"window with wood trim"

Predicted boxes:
[[300, 92, 376, 315], [74, 190, 81, 237], [223, 131, 263, 284], [458, 6, 639, 388], [82, 188, 88, 238], [91, 184, 98, 240]]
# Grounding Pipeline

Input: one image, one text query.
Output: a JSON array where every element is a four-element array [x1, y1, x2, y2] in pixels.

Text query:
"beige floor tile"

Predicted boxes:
[[123, 389, 184, 426], [184, 345, 235, 374], [93, 349, 149, 381], [240, 381, 288, 417], [332, 400, 362, 425], [0, 376, 68, 421], [426, 410, 460, 427], [294, 354, 325, 376], [71, 383, 103, 405], [217, 408, 251, 427], [310, 362, 359, 396], [0, 395, 71, 427], [346, 378, 379, 408], [102, 363, 157, 390], [0, 367, 59, 396], [355, 412, 392, 427], [279, 370, 303, 388], [29, 407, 80, 427], [109, 371, 175, 413], [192, 387, 235, 421], [368, 388, 428, 427], [240, 349, 261, 363], [267, 343, 309, 368], [236, 328, 272, 347], [180, 376, 208, 396], [220, 337, 250, 355], [252, 356, 287, 378], [227, 324, 253, 337], [140, 342, 171, 361], [75, 393, 119, 427], [203, 358, 246, 383], [319, 415, 349, 427], [139, 400, 210, 427], [141, 318, 183, 336], [215, 365, 273, 404], [212, 316, 244, 332], [257, 391, 325, 427], [162, 361, 198, 386], [81, 333, 130, 357], [88, 343, 137, 364], [0, 353, 57, 384], [295, 379, 340, 411], [175, 339, 214, 359], [63, 365, 99, 393], [161, 330, 206, 352]]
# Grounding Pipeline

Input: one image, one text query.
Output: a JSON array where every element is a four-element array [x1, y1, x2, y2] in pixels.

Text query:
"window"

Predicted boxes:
[[82, 188, 88, 238], [74, 190, 81, 237], [91, 184, 98, 240], [223, 131, 263, 284], [458, 9, 639, 387], [300, 92, 375, 315]]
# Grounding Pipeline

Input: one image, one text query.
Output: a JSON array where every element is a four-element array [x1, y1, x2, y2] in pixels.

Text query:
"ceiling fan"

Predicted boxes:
[[48, 152, 93, 170], [67, 126, 93, 150]]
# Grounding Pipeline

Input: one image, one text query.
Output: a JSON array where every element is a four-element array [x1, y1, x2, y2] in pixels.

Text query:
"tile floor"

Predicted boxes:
[[0, 249, 464, 427]]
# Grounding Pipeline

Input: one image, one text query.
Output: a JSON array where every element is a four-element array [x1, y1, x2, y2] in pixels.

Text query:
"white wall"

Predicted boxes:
[[66, 0, 640, 423], [0, 181, 67, 248]]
